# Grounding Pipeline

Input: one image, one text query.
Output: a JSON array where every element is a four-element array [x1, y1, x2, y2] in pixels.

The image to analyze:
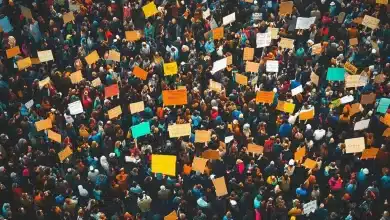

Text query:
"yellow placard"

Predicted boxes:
[[256, 91, 275, 104], [344, 62, 358, 74], [376, 0, 388, 4], [212, 177, 228, 197], [269, 28, 279, 39], [108, 105, 122, 119], [91, 77, 102, 87], [164, 211, 178, 220], [349, 38, 358, 46], [17, 57, 32, 70], [299, 109, 315, 120], [192, 157, 208, 173], [235, 73, 248, 86], [85, 50, 99, 65], [311, 43, 322, 55], [226, 55, 233, 65], [243, 47, 254, 61], [133, 66, 148, 80], [279, 1, 293, 15], [212, 27, 224, 40], [361, 148, 379, 159], [151, 154, 177, 176], [58, 146, 73, 162], [107, 50, 120, 62], [39, 77, 51, 88], [202, 150, 220, 160], [303, 158, 317, 169], [279, 38, 294, 49], [129, 101, 145, 114], [362, 15, 379, 29], [125, 31, 141, 42], [294, 147, 306, 162], [142, 1, 159, 18], [69, 70, 83, 84], [245, 61, 260, 73], [63, 12, 75, 24], [195, 130, 211, 143], [163, 62, 178, 76], [31, 57, 41, 65], [48, 130, 62, 143], [162, 89, 188, 106], [209, 80, 222, 92], [35, 118, 52, 131], [168, 123, 191, 138], [247, 144, 263, 154]]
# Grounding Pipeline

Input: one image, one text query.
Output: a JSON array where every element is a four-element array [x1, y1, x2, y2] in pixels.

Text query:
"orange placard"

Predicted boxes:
[[164, 211, 178, 220], [58, 146, 73, 162], [133, 66, 148, 80], [299, 109, 315, 120], [256, 91, 275, 104], [48, 130, 62, 143], [35, 118, 52, 131], [63, 12, 75, 24], [279, 1, 293, 15], [383, 128, 390, 137], [85, 50, 99, 65], [235, 73, 248, 86], [247, 144, 263, 154], [294, 147, 306, 162], [303, 158, 317, 169], [349, 103, 362, 117], [69, 70, 83, 84], [31, 57, 41, 65], [162, 89, 188, 106], [108, 105, 122, 119], [202, 150, 220, 160], [361, 148, 379, 160], [17, 57, 32, 70], [212, 27, 224, 40], [243, 47, 254, 61], [349, 38, 358, 46], [212, 177, 228, 197], [246, 61, 260, 73], [192, 157, 208, 173], [6, 46, 20, 58], [104, 84, 119, 98], [125, 31, 141, 42], [195, 130, 211, 143]]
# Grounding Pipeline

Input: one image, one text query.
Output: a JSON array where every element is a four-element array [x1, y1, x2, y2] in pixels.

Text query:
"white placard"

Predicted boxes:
[[37, 50, 54, 62], [24, 99, 34, 109], [303, 200, 317, 214], [225, 135, 234, 143], [256, 33, 271, 48], [296, 17, 316, 29], [223, 13, 236, 26], [266, 60, 279, 72], [64, 114, 74, 124], [340, 95, 354, 104], [203, 8, 210, 19], [68, 100, 84, 115], [354, 119, 370, 131], [253, 13, 262, 20], [211, 58, 227, 74], [291, 85, 303, 96]]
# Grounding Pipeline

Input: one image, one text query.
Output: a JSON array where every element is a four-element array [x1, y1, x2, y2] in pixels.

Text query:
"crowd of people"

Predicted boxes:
[[0, 0, 389, 219]]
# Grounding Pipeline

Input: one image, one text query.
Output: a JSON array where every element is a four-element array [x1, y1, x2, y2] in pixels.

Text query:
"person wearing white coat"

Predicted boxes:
[[78, 185, 88, 197], [100, 155, 110, 174]]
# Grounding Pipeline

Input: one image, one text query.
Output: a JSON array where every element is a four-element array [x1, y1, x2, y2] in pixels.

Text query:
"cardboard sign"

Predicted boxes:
[[243, 47, 254, 61], [235, 73, 248, 86], [48, 130, 61, 143], [38, 77, 51, 88], [151, 154, 176, 176], [142, 1, 158, 18], [108, 105, 122, 119], [164, 211, 178, 220], [269, 28, 279, 39], [68, 100, 83, 115], [299, 109, 315, 120], [303, 158, 317, 169], [20, 5, 33, 19], [195, 130, 211, 143], [85, 50, 99, 65], [360, 93, 376, 105], [247, 144, 264, 154], [63, 12, 75, 24], [256, 32, 271, 48], [212, 177, 228, 197], [279, 1, 293, 15], [279, 38, 294, 49], [294, 147, 306, 162], [133, 66, 148, 80], [311, 43, 322, 55], [107, 50, 120, 62], [345, 137, 365, 154], [212, 27, 224, 40], [209, 80, 222, 92], [245, 61, 260, 73], [125, 31, 141, 42], [162, 89, 188, 106], [37, 50, 54, 62], [362, 15, 379, 29], [310, 72, 319, 86], [17, 57, 32, 70], [256, 91, 275, 104], [6, 46, 21, 58], [266, 60, 279, 72], [35, 118, 52, 131], [129, 101, 145, 114], [58, 146, 73, 162], [349, 38, 358, 46], [192, 157, 208, 173], [91, 77, 102, 87], [327, 68, 345, 81], [69, 70, 83, 84], [222, 12, 236, 26], [202, 150, 220, 160], [354, 119, 370, 131], [344, 62, 358, 74], [168, 123, 191, 138], [361, 148, 379, 160], [163, 62, 178, 76], [131, 122, 151, 139], [104, 84, 119, 98]]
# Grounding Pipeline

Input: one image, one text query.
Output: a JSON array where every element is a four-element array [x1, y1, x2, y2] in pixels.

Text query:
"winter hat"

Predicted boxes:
[[362, 168, 369, 175]]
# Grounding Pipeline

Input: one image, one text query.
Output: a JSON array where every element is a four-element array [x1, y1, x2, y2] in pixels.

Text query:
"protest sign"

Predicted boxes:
[[211, 58, 227, 74], [361, 148, 379, 160], [108, 106, 122, 119], [38, 77, 51, 88], [310, 72, 319, 86], [17, 57, 32, 70], [269, 28, 279, 39], [68, 100, 83, 115], [226, 56, 233, 65], [253, 13, 262, 21], [212, 27, 224, 40], [380, 114, 390, 127], [164, 211, 178, 220], [279, 1, 293, 15], [277, 101, 295, 113], [296, 17, 316, 29], [243, 47, 254, 61], [31, 57, 41, 65], [340, 95, 354, 104], [0, 16, 13, 33], [247, 144, 263, 154], [303, 200, 318, 214], [345, 137, 365, 154], [133, 66, 148, 80], [311, 43, 322, 55], [376, 0, 388, 4], [299, 108, 315, 120], [383, 128, 390, 137], [131, 122, 151, 139], [91, 78, 101, 87], [344, 62, 358, 74], [58, 146, 73, 162], [35, 119, 52, 131], [266, 60, 279, 72], [104, 84, 119, 98], [326, 68, 345, 81], [225, 135, 234, 143], [85, 50, 99, 65], [360, 93, 376, 105], [202, 150, 220, 160], [63, 12, 75, 24], [245, 61, 260, 73], [279, 38, 294, 49], [163, 62, 178, 76], [6, 46, 20, 58], [209, 80, 222, 92], [256, 32, 271, 48], [162, 89, 188, 106], [107, 50, 120, 62], [151, 154, 176, 176], [256, 91, 275, 104], [203, 8, 210, 19], [374, 73, 386, 84], [125, 31, 141, 41], [195, 130, 211, 143], [294, 147, 306, 162], [25, 99, 34, 109], [20, 6, 33, 19], [362, 15, 379, 29], [349, 103, 363, 116], [168, 123, 191, 138], [349, 38, 358, 46], [69, 70, 83, 84], [291, 85, 303, 96], [192, 157, 208, 173], [129, 101, 145, 114], [48, 130, 61, 143], [330, 99, 341, 109], [142, 1, 158, 18], [223, 13, 236, 26], [354, 119, 370, 131], [235, 73, 248, 86], [303, 159, 317, 169], [377, 98, 390, 114], [212, 177, 228, 197]]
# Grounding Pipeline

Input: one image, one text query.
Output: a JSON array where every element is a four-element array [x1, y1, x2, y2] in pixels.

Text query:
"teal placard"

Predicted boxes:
[[377, 98, 390, 114], [326, 68, 345, 81], [131, 121, 151, 139]]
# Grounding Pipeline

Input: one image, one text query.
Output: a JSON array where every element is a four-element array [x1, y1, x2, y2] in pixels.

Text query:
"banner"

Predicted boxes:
[[345, 137, 365, 154], [162, 89, 188, 106], [151, 154, 176, 176]]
